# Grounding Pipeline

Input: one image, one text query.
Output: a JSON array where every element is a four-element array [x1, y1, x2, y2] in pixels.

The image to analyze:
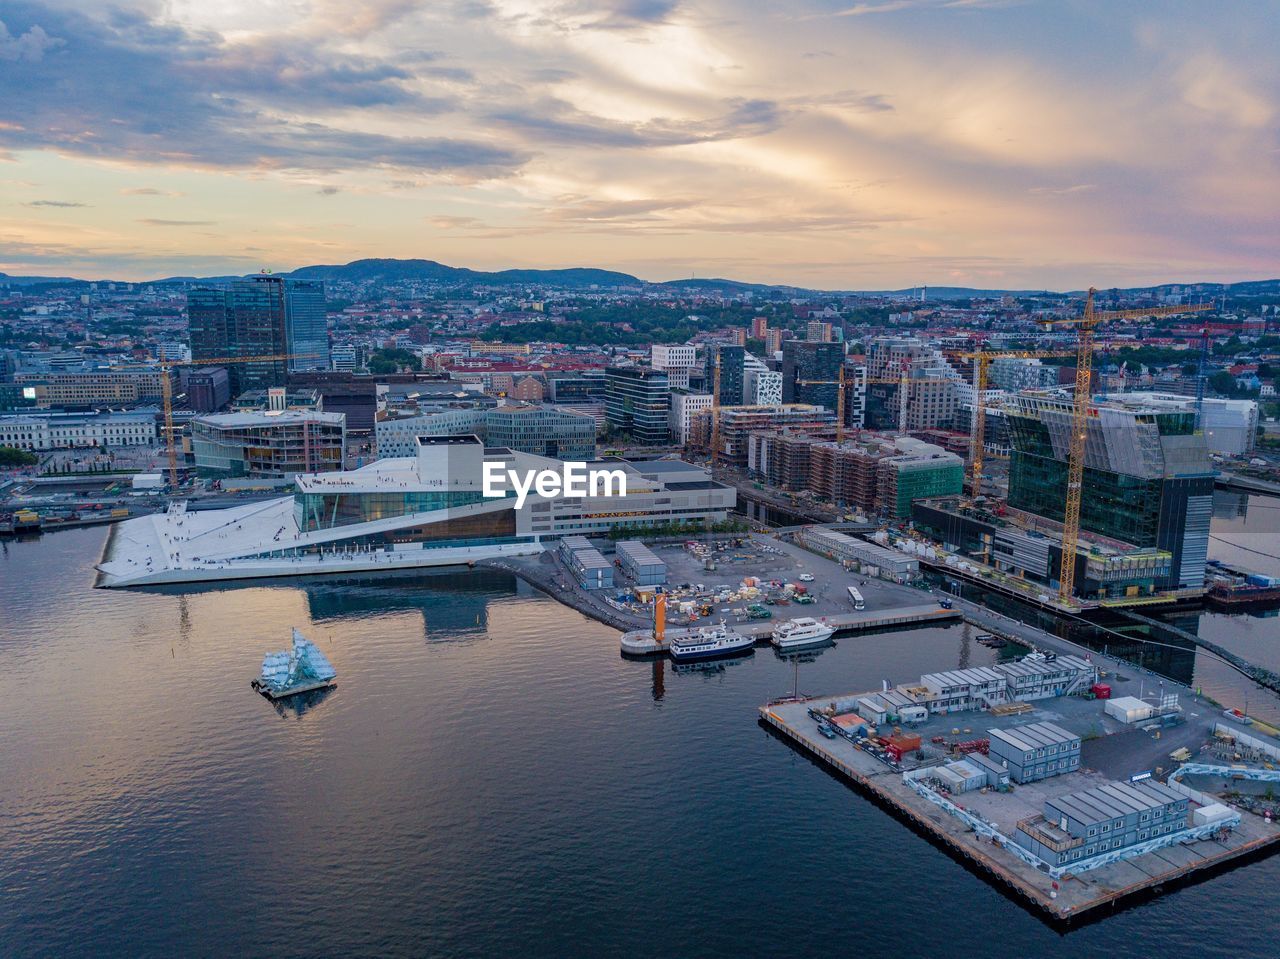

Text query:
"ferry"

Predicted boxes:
[[669, 621, 754, 662], [770, 617, 836, 650]]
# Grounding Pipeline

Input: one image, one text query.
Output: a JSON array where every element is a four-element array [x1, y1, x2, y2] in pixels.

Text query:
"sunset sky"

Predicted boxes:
[[1, 1, 1277, 288]]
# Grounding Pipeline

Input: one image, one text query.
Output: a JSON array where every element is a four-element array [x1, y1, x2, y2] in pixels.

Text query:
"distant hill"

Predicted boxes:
[[287, 258, 643, 288], [2, 259, 1278, 299]]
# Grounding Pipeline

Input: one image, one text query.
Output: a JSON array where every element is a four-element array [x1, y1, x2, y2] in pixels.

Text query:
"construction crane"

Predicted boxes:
[[158, 352, 326, 489], [946, 349, 1073, 495], [1042, 289, 1212, 605]]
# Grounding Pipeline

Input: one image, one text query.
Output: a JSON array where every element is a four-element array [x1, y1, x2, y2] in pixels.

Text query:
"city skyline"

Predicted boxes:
[[2, 1, 1278, 288]]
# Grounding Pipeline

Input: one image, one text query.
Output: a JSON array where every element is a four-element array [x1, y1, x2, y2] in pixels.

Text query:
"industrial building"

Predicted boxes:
[[1014, 779, 1189, 868], [190, 409, 346, 477], [857, 651, 1096, 720], [1005, 390, 1214, 591], [794, 526, 920, 581], [605, 366, 671, 444], [986, 722, 1081, 783], [615, 540, 667, 586], [559, 536, 614, 590]]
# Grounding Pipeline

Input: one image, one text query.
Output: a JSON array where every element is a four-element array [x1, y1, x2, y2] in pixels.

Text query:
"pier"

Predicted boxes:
[[620, 602, 958, 655], [759, 698, 1280, 921]]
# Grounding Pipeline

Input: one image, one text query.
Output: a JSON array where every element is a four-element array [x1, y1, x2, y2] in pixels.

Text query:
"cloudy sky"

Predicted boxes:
[[1, 0, 1277, 287]]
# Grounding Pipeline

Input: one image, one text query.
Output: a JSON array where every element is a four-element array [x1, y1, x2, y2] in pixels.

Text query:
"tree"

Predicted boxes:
[[0, 446, 38, 468], [1209, 370, 1239, 396]]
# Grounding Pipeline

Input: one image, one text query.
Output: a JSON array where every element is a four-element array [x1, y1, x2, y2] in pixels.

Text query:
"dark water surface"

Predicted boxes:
[[3, 525, 1279, 958]]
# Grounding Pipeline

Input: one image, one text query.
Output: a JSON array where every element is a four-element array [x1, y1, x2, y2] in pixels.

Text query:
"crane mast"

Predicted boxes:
[[1051, 290, 1212, 605]]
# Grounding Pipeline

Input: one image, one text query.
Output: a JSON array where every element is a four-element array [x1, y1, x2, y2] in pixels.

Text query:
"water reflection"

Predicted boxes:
[[670, 649, 755, 677], [264, 684, 336, 720]]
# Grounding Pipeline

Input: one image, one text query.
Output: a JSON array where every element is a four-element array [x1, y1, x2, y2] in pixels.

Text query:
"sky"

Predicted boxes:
[[0, 0, 1277, 288]]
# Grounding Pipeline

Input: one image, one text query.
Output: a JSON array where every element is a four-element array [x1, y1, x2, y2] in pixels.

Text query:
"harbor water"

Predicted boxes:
[[2, 521, 1280, 957]]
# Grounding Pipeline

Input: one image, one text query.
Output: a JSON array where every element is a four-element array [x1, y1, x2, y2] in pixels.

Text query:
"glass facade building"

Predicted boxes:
[[605, 367, 670, 444], [782, 340, 844, 409]]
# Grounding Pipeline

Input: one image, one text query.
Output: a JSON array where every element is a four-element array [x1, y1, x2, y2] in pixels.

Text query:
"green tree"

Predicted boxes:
[[0, 446, 38, 468]]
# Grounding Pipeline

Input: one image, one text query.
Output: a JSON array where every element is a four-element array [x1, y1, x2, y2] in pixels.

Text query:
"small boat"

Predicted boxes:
[[251, 628, 337, 700], [770, 617, 836, 650], [668, 621, 754, 661]]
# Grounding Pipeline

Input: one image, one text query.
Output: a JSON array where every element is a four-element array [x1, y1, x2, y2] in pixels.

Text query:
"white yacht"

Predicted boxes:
[[668, 621, 754, 661], [770, 617, 836, 650]]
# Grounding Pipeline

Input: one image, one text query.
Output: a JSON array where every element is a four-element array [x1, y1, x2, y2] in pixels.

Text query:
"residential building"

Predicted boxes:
[[696, 404, 836, 466], [989, 357, 1060, 392]]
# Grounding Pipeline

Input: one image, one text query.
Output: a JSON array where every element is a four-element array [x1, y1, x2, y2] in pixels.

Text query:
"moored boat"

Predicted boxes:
[[770, 617, 836, 650], [669, 621, 754, 661]]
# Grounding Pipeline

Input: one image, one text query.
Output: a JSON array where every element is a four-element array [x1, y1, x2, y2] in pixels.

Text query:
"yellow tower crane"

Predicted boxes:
[[947, 349, 1073, 495], [711, 351, 722, 467], [1043, 289, 1212, 605], [159, 352, 326, 489]]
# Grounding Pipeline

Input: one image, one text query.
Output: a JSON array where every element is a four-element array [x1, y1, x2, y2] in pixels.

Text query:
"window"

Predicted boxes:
[[1101, 823, 1111, 833], [1087, 827, 1096, 837]]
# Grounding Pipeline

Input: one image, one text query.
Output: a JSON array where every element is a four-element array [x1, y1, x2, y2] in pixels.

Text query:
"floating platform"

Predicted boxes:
[[620, 602, 958, 655], [760, 697, 1280, 921], [251, 677, 337, 700]]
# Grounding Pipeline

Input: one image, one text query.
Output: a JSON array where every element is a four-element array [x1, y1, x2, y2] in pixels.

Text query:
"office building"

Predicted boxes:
[[782, 340, 844, 409], [376, 404, 596, 460], [183, 367, 231, 413], [670, 391, 714, 445], [705, 344, 745, 405], [188, 276, 288, 393], [1006, 390, 1214, 590], [989, 357, 1060, 392], [650, 345, 697, 391], [287, 372, 378, 433], [191, 409, 346, 477], [284, 280, 329, 371], [605, 367, 670, 444], [13, 369, 171, 408]]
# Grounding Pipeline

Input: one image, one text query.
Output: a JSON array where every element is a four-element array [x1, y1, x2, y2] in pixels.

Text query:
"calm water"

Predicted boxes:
[[3, 525, 1280, 958]]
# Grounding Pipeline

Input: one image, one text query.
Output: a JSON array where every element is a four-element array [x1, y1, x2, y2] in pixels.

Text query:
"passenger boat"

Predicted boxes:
[[668, 621, 754, 661], [770, 617, 836, 650]]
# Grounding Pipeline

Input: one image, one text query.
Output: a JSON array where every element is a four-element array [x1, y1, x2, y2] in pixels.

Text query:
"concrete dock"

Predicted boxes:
[[760, 697, 1280, 921], [620, 602, 959, 655]]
